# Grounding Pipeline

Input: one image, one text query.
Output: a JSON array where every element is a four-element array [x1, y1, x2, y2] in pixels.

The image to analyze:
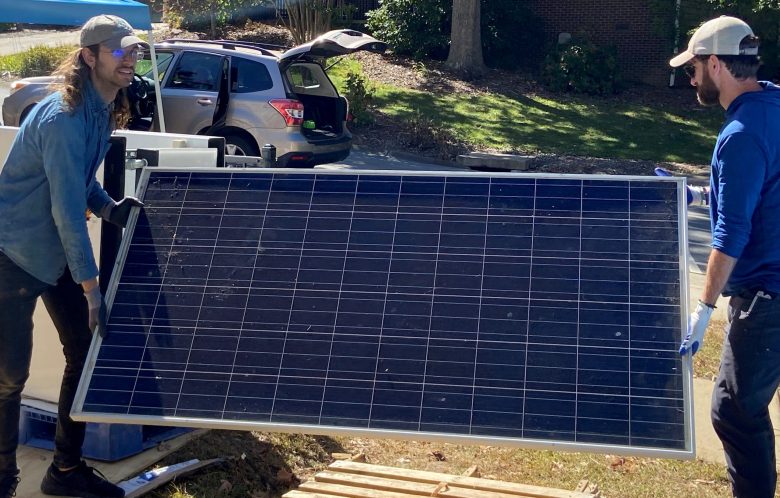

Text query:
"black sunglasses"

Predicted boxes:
[[683, 55, 711, 78]]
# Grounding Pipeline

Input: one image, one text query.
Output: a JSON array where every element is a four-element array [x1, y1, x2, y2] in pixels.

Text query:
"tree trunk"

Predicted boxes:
[[446, 0, 485, 78], [209, 4, 217, 40], [283, 0, 335, 45]]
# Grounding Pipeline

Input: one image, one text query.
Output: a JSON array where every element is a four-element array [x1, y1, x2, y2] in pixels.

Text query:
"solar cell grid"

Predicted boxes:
[[73, 168, 693, 458]]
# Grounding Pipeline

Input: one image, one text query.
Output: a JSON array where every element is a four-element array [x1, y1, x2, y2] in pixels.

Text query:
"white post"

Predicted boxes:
[[147, 28, 166, 132], [670, 0, 682, 87]]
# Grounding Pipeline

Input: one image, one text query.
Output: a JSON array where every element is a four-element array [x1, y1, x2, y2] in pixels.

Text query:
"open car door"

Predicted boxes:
[[204, 56, 231, 137]]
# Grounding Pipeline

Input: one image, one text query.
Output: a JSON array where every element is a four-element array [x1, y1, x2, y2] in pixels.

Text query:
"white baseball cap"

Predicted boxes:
[[670, 16, 757, 67]]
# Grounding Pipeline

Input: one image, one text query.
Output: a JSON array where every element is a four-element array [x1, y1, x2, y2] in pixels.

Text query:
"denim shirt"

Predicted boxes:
[[0, 78, 114, 285]]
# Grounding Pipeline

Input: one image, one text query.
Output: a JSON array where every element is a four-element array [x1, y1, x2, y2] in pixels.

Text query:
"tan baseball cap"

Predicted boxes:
[[670, 16, 757, 67], [80, 15, 149, 50]]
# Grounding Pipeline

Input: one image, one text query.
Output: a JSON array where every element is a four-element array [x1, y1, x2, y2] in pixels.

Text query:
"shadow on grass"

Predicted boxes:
[[373, 84, 722, 164], [148, 430, 346, 498]]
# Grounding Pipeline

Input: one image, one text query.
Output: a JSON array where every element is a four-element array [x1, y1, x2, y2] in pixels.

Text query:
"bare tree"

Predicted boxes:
[[446, 0, 485, 78], [282, 0, 338, 45]]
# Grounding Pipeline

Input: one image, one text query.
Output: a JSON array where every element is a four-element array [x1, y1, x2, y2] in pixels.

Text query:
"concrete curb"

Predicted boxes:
[[456, 152, 534, 171]]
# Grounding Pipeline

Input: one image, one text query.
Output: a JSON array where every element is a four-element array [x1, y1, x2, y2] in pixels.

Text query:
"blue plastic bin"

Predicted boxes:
[[19, 404, 190, 461]]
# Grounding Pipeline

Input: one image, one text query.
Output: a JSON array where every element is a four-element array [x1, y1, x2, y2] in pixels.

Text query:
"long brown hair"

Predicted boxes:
[[50, 45, 130, 129]]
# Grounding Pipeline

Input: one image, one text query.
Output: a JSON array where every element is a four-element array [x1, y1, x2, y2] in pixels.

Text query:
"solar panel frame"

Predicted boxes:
[[73, 167, 694, 459]]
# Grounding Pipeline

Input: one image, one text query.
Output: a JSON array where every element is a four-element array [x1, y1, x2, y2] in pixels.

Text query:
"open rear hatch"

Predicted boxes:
[[280, 30, 386, 142], [279, 29, 387, 66]]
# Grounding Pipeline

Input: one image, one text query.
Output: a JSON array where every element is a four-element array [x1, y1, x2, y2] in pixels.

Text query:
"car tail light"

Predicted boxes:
[[9, 80, 29, 95], [269, 99, 304, 127], [342, 96, 350, 121]]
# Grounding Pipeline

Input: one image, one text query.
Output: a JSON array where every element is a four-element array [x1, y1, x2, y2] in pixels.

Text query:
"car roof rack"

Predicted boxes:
[[160, 38, 287, 57]]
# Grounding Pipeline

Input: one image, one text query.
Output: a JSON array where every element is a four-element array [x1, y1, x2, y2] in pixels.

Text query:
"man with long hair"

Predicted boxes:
[[671, 16, 780, 498], [0, 15, 147, 498]]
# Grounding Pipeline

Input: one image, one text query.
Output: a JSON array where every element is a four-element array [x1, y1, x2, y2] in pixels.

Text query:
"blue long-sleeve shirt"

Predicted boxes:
[[709, 81, 780, 295], [0, 78, 114, 285]]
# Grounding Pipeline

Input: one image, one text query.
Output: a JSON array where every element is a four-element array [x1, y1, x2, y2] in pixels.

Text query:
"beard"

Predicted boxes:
[[696, 68, 720, 106]]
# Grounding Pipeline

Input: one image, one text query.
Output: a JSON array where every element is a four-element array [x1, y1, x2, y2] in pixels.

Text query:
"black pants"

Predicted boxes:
[[0, 251, 91, 476], [712, 290, 780, 498]]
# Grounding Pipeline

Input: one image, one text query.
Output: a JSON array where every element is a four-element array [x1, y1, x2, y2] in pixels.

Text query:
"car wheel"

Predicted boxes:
[[224, 135, 259, 157]]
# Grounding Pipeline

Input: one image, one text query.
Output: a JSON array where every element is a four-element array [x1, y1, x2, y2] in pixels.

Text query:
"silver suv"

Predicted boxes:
[[1, 30, 386, 167]]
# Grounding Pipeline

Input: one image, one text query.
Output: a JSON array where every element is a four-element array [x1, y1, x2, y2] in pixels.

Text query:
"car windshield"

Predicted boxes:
[[137, 51, 175, 83]]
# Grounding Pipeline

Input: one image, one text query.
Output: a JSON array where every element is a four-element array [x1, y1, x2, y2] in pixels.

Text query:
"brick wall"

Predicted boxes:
[[527, 0, 675, 87]]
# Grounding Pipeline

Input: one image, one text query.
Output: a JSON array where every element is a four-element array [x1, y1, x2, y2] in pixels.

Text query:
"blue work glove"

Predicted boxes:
[[654, 167, 708, 206], [679, 300, 714, 356], [103, 197, 144, 228], [84, 286, 108, 338]]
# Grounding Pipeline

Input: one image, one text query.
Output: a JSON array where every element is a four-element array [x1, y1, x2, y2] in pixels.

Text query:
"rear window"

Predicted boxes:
[[231, 57, 273, 93], [166, 51, 222, 91], [287, 65, 322, 90]]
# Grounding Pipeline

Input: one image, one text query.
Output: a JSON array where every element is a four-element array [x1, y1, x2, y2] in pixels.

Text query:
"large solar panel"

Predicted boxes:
[[73, 168, 693, 459]]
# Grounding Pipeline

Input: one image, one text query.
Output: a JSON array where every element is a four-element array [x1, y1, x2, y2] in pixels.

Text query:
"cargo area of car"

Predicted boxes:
[[282, 61, 349, 141], [295, 93, 346, 140]]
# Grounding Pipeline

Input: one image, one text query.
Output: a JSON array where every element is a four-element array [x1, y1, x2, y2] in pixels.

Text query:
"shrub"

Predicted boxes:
[[19, 45, 73, 77], [400, 112, 468, 160], [540, 38, 623, 95], [365, 0, 450, 59], [481, 0, 545, 70], [342, 69, 375, 126], [0, 53, 23, 75], [163, 0, 271, 32]]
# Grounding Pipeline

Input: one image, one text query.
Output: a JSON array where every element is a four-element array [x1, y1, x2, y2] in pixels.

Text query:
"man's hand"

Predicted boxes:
[[84, 286, 108, 338], [680, 300, 714, 356], [104, 197, 144, 228], [654, 167, 709, 206]]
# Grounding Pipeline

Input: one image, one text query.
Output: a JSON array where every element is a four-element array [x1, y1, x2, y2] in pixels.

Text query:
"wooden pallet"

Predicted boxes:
[[284, 460, 599, 498]]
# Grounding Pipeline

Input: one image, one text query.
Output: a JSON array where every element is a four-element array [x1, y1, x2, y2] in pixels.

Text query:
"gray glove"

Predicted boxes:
[[84, 286, 107, 338], [103, 197, 144, 228]]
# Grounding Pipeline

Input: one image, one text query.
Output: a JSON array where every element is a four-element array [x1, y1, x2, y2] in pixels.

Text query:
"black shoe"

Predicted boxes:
[[0, 471, 20, 498], [40, 461, 124, 498]]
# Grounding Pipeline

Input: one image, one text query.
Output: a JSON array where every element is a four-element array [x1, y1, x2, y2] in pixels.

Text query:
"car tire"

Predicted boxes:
[[224, 135, 259, 157]]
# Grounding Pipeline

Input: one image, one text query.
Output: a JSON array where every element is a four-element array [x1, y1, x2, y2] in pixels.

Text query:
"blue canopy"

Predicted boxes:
[[0, 0, 152, 30]]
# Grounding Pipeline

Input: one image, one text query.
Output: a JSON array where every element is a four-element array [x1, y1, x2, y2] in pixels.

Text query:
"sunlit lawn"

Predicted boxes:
[[331, 58, 723, 164]]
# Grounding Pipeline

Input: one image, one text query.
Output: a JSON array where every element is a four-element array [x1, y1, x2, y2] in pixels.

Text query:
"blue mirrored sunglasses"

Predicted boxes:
[[105, 47, 144, 61]]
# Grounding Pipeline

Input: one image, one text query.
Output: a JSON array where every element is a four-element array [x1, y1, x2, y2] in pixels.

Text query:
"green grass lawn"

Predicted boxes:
[[331, 58, 723, 165]]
